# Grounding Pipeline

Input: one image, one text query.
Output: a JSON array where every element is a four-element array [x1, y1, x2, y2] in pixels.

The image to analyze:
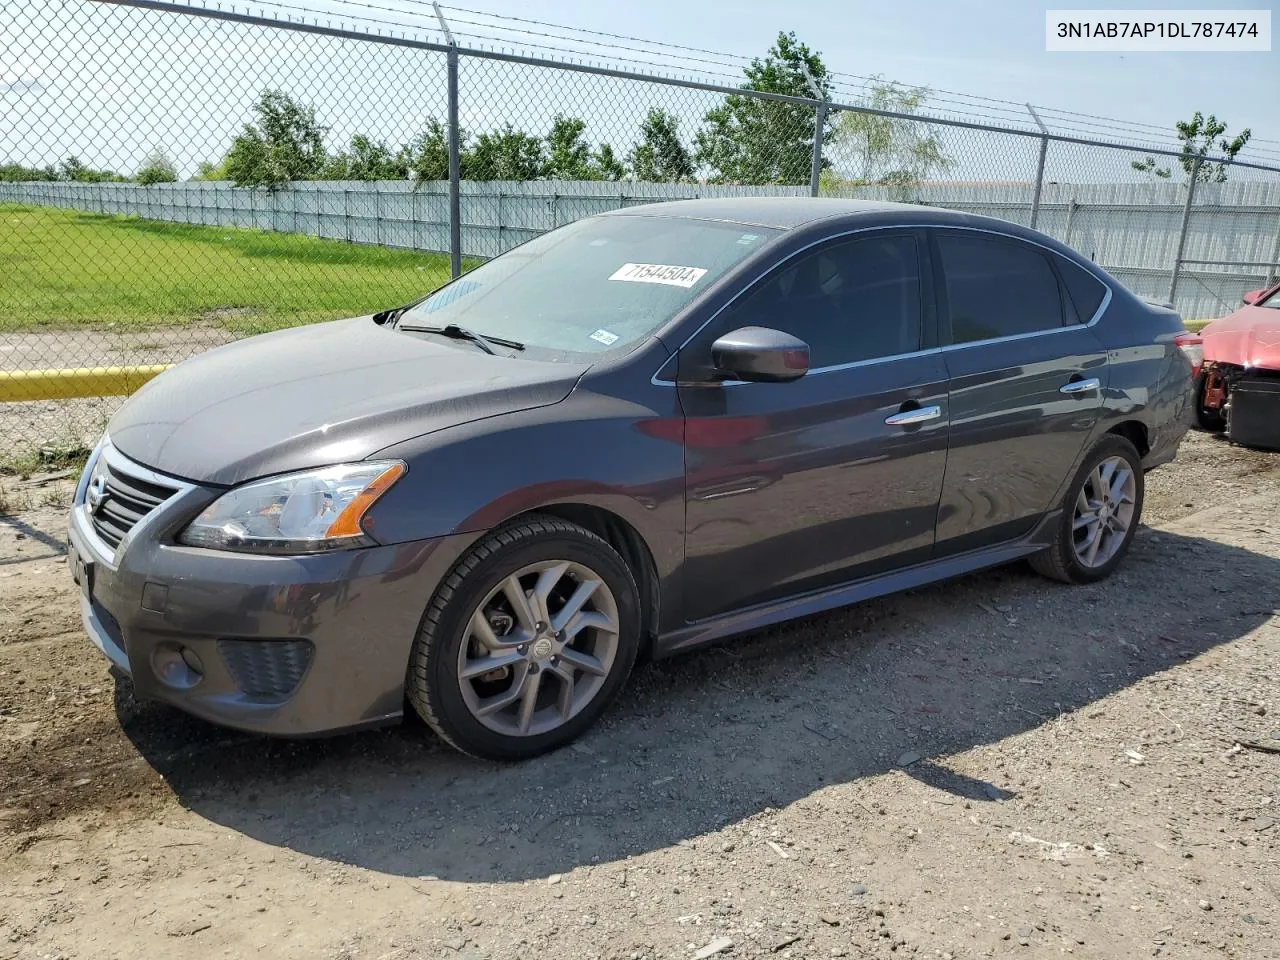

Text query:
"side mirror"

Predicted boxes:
[[1243, 289, 1263, 306], [710, 326, 810, 383]]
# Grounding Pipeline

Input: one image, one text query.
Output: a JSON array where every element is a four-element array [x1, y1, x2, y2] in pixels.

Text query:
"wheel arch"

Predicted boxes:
[[1106, 420, 1150, 459], [501, 503, 662, 658]]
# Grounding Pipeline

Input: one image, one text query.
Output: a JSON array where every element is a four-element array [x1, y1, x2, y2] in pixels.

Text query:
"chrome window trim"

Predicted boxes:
[[651, 222, 1114, 387]]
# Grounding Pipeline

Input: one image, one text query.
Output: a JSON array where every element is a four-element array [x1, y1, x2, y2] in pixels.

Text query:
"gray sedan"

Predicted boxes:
[[67, 198, 1194, 759]]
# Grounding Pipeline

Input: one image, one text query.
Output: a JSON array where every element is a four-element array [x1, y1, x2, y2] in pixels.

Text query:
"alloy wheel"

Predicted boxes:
[[455, 560, 620, 737], [1071, 455, 1137, 568]]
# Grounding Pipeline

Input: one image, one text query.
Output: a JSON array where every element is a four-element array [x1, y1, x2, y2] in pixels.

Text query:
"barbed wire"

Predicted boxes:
[[131, 0, 1276, 159]]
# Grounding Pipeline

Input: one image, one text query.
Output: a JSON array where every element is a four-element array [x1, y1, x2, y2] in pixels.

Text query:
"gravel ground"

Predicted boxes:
[[1, 430, 1278, 960]]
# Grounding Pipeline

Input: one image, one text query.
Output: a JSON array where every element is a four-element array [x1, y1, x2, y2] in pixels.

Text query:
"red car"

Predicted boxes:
[[1179, 281, 1280, 449]]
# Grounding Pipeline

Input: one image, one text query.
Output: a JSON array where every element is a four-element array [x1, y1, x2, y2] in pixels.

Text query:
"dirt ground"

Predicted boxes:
[[2, 430, 1279, 960]]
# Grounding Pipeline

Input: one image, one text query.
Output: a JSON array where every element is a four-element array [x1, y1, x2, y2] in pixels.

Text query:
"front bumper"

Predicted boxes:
[[67, 447, 474, 736]]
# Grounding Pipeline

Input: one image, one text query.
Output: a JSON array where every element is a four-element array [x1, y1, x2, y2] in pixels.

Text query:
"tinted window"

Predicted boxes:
[[937, 233, 1062, 343], [398, 216, 780, 356], [1057, 256, 1108, 322], [720, 234, 921, 368]]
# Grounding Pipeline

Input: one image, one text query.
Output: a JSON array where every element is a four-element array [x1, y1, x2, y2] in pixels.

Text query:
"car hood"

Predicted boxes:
[[1201, 307, 1280, 371], [108, 317, 585, 485]]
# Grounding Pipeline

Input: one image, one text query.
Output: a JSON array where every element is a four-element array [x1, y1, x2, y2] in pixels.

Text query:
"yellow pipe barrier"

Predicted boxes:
[[0, 364, 172, 402]]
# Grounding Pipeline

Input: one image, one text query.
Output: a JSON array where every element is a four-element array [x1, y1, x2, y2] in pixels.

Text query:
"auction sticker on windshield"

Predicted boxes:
[[609, 263, 708, 288]]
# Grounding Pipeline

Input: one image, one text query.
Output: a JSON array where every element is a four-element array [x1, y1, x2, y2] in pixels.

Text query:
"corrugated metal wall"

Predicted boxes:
[[5, 178, 1278, 320]]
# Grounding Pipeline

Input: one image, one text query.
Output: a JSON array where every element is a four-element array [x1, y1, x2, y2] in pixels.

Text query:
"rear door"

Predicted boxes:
[[932, 229, 1109, 555], [676, 230, 950, 621]]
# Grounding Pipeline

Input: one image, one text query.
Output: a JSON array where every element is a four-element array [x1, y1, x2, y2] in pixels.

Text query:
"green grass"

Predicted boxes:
[[0, 204, 459, 334]]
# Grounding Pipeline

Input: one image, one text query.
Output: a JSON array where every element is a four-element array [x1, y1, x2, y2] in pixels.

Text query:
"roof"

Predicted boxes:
[[602, 196, 952, 230]]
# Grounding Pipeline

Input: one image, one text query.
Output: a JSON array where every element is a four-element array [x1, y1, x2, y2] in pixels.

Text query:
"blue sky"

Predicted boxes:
[[439, 0, 1277, 143], [1, 0, 1276, 178]]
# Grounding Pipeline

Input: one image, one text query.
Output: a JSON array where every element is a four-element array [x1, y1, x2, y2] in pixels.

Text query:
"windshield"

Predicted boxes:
[[398, 215, 780, 356], [1260, 286, 1280, 309]]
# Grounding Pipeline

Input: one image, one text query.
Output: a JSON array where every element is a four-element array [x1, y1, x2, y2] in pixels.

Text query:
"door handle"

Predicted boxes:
[[885, 404, 942, 426], [1059, 377, 1101, 395]]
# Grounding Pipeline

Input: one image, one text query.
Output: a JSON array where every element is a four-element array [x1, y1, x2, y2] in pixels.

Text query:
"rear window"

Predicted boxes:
[[936, 232, 1063, 343], [1057, 257, 1108, 322]]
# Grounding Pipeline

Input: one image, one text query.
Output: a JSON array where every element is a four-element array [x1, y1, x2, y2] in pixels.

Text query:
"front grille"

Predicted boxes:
[[90, 455, 179, 550], [218, 639, 314, 701]]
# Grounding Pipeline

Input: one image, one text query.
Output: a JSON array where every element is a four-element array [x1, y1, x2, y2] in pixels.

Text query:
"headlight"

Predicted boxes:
[[179, 461, 406, 554]]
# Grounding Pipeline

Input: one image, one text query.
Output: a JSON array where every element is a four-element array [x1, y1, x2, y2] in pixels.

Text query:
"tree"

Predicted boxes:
[[135, 147, 178, 185], [399, 120, 452, 183], [225, 91, 327, 189], [831, 76, 950, 196], [592, 143, 626, 181], [1131, 111, 1252, 183], [192, 158, 231, 181], [465, 124, 545, 181], [630, 108, 694, 182], [694, 31, 831, 185], [544, 115, 593, 179], [58, 156, 124, 183], [0, 162, 61, 181], [325, 134, 406, 181]]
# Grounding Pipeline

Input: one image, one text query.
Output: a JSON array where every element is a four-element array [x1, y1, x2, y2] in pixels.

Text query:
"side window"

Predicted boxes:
[[1056, 256, 1108, 323], [936, 233, 1063, 344], [718, 234, 922, 368]]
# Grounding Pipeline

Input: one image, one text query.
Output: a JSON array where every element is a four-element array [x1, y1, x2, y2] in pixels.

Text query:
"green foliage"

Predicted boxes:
[[0, 162, 62, 182], [325, 134, 406, 181], [0, 158, 123, 182], [831, 76, 950, 197], [465, 124, 546, 181], [400, 120, 452, 183], [225, 91, 327, 189], [592, 143, 626, 182], [1130, 156, 1172, 179], [60, 156, 126, 182], [694, 31, 831, 185], [135, 148, 178, 185], [192, 159, 231, 181], [544, 114, 594, 179], [630, 108, 693, 182], [1132, 111, 1252, 183]]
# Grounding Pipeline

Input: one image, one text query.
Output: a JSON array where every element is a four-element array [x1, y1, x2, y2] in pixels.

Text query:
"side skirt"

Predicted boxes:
[[654, 510, 1061, 657]]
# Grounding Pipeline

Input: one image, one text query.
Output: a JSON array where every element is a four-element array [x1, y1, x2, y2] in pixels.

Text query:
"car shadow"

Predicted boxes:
[[115, 525, 1278, 883]]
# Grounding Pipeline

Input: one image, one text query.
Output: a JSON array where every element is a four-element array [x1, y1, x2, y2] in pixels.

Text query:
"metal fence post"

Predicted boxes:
[[1266, 211, 1280, 287], [435, 2, 462, 278], [809, 102, 828, 198], [800, 63, 827, 198], [1025, 104, 1049, 230], [1168, 155, 1203, 307]]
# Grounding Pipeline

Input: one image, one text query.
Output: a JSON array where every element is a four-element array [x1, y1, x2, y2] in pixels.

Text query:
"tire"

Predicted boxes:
[[1193, 374, 1226, 432], [1029, 435, 1145, 585], [406, 514, 641, 760]]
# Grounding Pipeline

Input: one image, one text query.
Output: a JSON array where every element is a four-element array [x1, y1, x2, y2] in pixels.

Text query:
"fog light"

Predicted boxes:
[[152, 643, 203, 690]]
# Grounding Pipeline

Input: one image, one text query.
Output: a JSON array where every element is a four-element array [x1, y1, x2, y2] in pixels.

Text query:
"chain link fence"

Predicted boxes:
[[3, 0, 1279, 462]]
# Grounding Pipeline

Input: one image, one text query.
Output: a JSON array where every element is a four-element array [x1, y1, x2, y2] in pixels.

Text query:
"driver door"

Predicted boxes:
[[675, 230, 950, 622]]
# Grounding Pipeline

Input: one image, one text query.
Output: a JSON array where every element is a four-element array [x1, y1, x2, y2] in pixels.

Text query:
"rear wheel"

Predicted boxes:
[[406, 515, 641, 760], [1030, 435, 1144, 584]]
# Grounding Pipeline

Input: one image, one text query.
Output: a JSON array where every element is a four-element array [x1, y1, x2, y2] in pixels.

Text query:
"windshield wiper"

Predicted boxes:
[[397, 323, 524, 355]]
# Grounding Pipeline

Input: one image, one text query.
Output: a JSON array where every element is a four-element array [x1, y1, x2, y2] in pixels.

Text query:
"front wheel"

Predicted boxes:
[[1030, 435, 1145, 584], [406, 515, 641, 760]]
